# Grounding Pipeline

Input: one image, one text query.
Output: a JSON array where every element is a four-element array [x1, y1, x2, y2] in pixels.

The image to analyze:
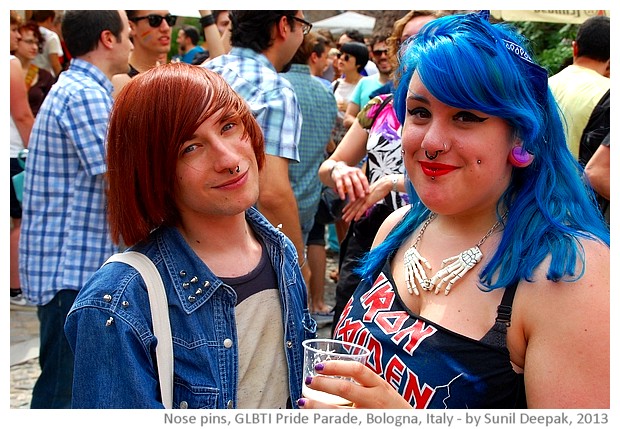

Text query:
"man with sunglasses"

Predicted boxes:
[[204, 11, 313, 286], [343, 33, 393, 128], [111, 10, 175, 96]]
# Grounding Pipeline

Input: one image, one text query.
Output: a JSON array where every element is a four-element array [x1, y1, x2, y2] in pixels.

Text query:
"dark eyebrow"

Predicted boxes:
[[407, 91, 430, 105]]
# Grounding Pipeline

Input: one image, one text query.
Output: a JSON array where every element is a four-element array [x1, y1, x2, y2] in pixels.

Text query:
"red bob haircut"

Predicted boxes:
[[106, 63, 265, 246]]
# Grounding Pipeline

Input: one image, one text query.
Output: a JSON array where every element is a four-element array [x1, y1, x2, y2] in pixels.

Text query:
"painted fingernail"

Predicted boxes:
[[315, 363, 325, 371], [297, 398, 306, 407], [305, 376, 312, 385]]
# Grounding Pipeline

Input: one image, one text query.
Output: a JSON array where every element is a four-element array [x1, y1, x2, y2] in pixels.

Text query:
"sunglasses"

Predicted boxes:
[[289, 16, 313, 35], [337, 53, 351, 61], [130, 14, 177, 28], [372, 49, 388, 57]]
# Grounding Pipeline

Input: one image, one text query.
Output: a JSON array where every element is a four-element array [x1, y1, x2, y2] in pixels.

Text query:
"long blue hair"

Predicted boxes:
[[358, 12, 609, 291]]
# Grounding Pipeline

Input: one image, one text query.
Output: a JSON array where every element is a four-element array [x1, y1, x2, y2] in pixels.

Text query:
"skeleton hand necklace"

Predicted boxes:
[[403, 212, 507, 296]]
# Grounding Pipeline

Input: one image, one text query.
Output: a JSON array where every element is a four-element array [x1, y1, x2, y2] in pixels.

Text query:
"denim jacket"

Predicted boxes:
[[65, 208, 317, 408]]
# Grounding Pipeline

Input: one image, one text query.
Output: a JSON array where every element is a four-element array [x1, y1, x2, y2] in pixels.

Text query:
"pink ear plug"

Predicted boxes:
[[509, 147, 534, 167]]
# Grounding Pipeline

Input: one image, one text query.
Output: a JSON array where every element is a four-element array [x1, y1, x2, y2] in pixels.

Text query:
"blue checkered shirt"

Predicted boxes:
[[282, 64, 338, 227], [203, 47, 301, 162], [19, 59, 119, 305]]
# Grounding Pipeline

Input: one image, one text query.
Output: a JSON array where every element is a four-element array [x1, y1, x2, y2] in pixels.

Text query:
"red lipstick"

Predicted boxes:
[[419, 161, 457, 178]]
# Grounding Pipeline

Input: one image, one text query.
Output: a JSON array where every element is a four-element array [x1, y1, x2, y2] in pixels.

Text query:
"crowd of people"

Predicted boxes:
[[10, 9, 610, 410]]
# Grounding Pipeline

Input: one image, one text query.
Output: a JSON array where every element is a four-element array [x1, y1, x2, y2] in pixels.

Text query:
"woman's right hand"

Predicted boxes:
[[297, 360, 412, 409]]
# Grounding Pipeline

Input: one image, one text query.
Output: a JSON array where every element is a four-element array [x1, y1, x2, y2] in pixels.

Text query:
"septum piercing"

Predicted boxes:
[[424, 143, 447, 160], [228, 165, 240, 174]]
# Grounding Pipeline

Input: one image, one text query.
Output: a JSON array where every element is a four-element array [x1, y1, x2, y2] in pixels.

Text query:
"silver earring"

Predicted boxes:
[[236, 165, 240, 173], [228, 168, 234, 174]]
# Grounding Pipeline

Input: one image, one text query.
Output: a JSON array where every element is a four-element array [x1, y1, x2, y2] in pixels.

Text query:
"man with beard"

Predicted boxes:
[[204, 11, 312, 284]]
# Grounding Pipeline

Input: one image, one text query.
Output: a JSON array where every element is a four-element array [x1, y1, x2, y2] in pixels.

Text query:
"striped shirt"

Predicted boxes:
[[203, 47, 301, 162], [19, 58, 119, 305]]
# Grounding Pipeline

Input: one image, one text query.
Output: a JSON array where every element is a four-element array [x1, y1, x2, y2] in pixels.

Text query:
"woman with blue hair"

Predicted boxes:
[[297, 11, 609, 409]]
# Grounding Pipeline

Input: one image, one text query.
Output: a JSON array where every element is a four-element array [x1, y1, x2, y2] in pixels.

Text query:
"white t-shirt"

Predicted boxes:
[[10, 56, 25, 157], [32, 26, 64, 77]]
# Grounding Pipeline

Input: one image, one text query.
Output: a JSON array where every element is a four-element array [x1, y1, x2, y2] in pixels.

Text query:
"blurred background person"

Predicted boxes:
[[14, 21, 56, 116], [283, 32, 338, 327], [174, 25, 204, 64], [19, 10, 132, 408], [10, 10, 35, 307], [30, 10, 64, 77]]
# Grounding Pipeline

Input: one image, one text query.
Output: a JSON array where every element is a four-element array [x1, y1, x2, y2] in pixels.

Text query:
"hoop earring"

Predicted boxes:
[[228, 165, 240, 174], [508, 147, 534, 168]]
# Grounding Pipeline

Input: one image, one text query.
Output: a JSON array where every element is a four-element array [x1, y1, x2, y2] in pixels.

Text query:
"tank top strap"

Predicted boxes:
[[479, 281, 519, 349], [495, 281, 518, 327]]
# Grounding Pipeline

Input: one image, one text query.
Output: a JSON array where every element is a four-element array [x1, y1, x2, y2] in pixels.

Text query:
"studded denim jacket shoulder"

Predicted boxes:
[[65, 207, 317, 409]]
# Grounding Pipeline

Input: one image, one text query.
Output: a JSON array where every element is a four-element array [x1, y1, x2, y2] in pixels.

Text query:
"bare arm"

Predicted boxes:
[[257, 154, 310, 283], [111, 74, 131, 99], [48, 53, 62, 77], [198, 10, 228, 60], [10, 58, 35, 146], [343, 101, 360, 129], [584, 140, 609, 200], [520, 239, 609, 407], [318, 119, 370, 202]]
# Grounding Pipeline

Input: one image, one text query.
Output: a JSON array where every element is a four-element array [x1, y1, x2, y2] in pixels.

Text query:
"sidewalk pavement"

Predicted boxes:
[[10, 303, 40, 409], [8, 252, 340, 409]]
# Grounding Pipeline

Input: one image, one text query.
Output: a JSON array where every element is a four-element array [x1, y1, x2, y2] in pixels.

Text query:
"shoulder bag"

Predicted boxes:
[[103, 251, 174, 409]]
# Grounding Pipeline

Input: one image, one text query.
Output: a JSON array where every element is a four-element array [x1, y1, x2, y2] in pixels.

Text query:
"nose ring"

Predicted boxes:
[[424, 143, 447, 160], [425, 151, 440, 160], [228, 165, 240, 174]]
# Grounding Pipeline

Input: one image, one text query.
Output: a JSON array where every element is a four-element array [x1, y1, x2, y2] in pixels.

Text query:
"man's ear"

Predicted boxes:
[[604, 59, 610, 77], [572, 40, 579, 58], [274, 15, 290, 40], [128, 21, 137, 38], [100, 29, 116, 49], [309, 51, 319, 64]]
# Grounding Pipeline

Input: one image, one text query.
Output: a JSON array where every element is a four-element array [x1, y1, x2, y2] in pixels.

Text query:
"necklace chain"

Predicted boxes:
[[404, 212, 507, 296]]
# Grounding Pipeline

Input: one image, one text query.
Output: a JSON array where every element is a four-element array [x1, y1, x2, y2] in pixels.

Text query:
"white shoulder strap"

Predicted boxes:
[[104, 251, 174, 409]]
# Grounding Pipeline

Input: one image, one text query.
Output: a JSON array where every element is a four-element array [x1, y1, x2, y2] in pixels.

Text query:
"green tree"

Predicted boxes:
[[510, 21, 578, 76]]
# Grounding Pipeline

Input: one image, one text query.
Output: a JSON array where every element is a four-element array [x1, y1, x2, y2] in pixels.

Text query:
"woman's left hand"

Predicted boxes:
[[341, 175, 393, 222], [297, 360, 412, 409]]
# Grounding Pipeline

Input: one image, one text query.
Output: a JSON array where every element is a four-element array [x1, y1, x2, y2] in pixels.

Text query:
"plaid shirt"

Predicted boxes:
[[204, 47, 301, 162], [282, 64, 337, 227], [19, 59, 119, 305]]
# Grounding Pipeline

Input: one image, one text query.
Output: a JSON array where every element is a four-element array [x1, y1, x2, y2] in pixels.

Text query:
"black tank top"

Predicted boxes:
[[127, 64, 139, 78], [334, 258, 527, 408]]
